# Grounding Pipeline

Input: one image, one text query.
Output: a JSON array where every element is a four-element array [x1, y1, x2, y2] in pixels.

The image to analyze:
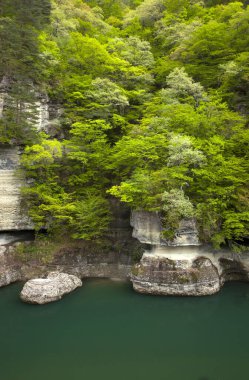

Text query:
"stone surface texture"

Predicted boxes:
[[0, 240, 135, 288], [0, 146, 33, 230], [0, 235, 249, 297], [20, 271, 82, 304], [131, 246, 249, 296], [131, 210, 200, 246], [0, 201, 141, 290], [132, 252, 221, 296], [0, 245, 22, 287]]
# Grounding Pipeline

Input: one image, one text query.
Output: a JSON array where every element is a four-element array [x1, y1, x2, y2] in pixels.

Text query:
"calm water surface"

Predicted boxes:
[[1, 279, 249, 380]]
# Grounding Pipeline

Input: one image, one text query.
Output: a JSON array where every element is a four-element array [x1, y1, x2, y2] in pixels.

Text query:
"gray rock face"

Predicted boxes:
[[131, 252, 220, 296], [0, 76, 9, 118], [0, 146, 19, 169], [219, 256, 249, 284], [0, 246, 21, 286], [36, 98, 50, 131], [0, 146, 33, 230], [35, 97, 63, 137], [131, 210, 162, 245], [171, 219, 200, 246], [131, 210, 200, 246], [0, 267, 20, 287], [20, 272, 82, 304], [0, 88, 62, 232], [0, 207, 138, 288], [0, 238, 134, 288], [0, 82, 61, 134]]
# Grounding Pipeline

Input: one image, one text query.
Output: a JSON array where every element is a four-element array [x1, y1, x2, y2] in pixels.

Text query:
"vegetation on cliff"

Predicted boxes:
[[0, 0, 248, 247]]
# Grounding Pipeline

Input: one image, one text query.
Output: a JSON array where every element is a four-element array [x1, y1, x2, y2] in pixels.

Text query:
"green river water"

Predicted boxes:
[[1, 279, 249, 380]]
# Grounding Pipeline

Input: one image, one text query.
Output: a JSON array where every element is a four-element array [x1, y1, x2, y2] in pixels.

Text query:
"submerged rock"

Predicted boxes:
[[20, 271, 82, 304], [131, 253, 220, 296]]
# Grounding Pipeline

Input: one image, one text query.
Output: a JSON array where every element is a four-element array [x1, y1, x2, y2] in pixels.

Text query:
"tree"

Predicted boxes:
[[14, 0, 248, 248], [0, 0, 51, 144], [107, 36, 154, 68], [124, 0, 166, 27]]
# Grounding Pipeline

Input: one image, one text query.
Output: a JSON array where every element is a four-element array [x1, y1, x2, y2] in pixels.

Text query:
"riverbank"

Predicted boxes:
[[1, 233, 249, 298]]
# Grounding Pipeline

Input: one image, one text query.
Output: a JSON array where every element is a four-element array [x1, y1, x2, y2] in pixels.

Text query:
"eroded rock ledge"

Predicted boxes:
[[131, 248, 249, 296], [130, 210, 200, 246], [131, 253, 220, 296], [0, 234, 249, 298]]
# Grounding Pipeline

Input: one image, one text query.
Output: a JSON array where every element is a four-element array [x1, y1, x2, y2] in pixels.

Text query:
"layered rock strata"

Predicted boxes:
[[0, 241, 134, 287], [20, 272, 82, 304], [0, 205, 140, 287], [132, 252, 220, 296], [130, 211, 249, 296], [1, 236, 249, 297], [131, 247, 249, 296], [0, 146, 33, 230]]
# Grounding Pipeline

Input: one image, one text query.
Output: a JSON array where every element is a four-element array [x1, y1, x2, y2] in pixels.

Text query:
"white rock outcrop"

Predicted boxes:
[[131, 210, 162, 245], [131, 210, 200, 246], [0, 146, 33, 230], [20, 272, 82, 304]]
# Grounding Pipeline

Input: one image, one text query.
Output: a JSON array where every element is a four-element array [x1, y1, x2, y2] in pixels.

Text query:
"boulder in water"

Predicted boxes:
[[20, 271, 82, 304], [131, 253, 220, 296]]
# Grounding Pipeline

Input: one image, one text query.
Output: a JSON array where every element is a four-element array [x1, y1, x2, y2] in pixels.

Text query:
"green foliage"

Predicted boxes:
[[124, 0, 166, 27], [161, 189, 195, 239], [107, 36, 155, 68], [0, 83, 40, 144], [70, 195, 111, 240], [1, 0, 248, 248], [0, 0, 51, 144], [14, 235, 62, 264]]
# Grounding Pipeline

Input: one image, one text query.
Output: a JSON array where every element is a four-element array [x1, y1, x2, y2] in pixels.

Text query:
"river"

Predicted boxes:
[[0, 279, 249, 380]]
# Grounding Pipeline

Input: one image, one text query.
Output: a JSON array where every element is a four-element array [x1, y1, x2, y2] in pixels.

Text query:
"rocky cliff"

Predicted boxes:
[[0, 201, 143, 287], [0, 147, 248, 298], [0, 77, 61, 137], [0, 87, 61, 231], [0, 244, 21, 287], [131, 210, 200, 246], [0, 238, 135, 287], [130, 212, 249, 296], [0, 146, 32, 230], [132, 252, 220, 296], [131, 246, 249, 296], [1, 237, 249, 298]]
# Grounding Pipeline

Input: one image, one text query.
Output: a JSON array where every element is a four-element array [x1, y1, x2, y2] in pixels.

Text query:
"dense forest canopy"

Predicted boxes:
[[0, 0, 248, 248]]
